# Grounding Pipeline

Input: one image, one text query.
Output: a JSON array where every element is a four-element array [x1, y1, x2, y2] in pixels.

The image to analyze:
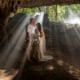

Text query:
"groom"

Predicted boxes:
[[26, 18, 37, 60]]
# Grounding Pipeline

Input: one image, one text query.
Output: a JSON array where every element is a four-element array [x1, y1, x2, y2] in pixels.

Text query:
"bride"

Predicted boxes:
[[35, 23, 53, 61]]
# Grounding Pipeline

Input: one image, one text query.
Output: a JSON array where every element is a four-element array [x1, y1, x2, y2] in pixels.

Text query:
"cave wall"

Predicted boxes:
[[0, 0, 22, 45]]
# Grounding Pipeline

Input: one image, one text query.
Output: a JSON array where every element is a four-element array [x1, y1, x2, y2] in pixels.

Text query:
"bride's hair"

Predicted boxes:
[[37, 23, 42, 34]]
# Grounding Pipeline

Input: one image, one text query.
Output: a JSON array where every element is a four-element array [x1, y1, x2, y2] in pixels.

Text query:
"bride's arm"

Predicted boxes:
[[40, 27, 45, 37]]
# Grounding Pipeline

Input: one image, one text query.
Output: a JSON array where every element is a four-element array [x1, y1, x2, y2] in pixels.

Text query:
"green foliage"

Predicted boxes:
[[48, 6, 57, 21], [17, 7, 39, 15], [47, 4, 80, 21], [17, 4, 80, 22]]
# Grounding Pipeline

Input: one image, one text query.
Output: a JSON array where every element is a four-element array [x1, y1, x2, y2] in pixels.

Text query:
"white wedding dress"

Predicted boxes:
[[38, 28, 53, 61]]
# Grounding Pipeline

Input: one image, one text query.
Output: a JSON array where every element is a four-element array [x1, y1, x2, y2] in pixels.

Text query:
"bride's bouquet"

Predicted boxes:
[[33, 33, 40, 44]]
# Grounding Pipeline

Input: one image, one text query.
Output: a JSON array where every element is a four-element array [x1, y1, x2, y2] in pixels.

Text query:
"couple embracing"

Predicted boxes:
[[26, 18, 53, 62]]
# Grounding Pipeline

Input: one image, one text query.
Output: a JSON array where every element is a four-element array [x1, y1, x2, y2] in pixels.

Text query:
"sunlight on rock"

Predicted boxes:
[[57, 60, 64, 66], [46, 65, 54, 71], [69, 69, 75, 74], [68, 65, 80, 80], [69, 69, 80, 80], [0, 69, 18, 80], [68, 65, 76, 74]]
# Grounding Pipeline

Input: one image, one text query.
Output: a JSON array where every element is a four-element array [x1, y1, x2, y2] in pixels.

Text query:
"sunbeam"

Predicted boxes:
[[63, 8, 80, 25], [0, 14, 32, 69]]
